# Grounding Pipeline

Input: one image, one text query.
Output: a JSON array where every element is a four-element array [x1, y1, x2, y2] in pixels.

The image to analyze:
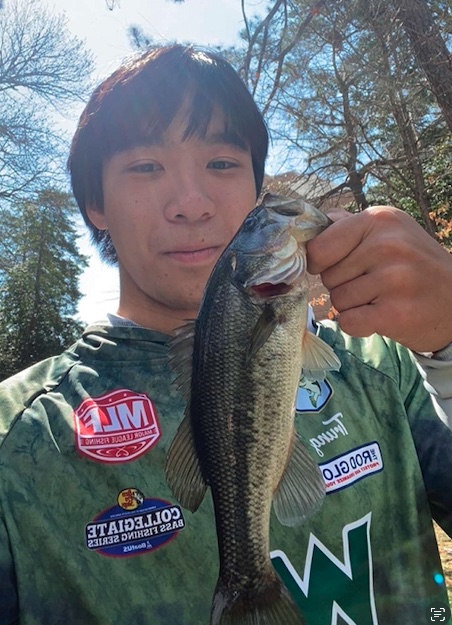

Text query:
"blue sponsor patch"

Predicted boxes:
[[296, 377, 333, 413], [85, 489, 185, 557]]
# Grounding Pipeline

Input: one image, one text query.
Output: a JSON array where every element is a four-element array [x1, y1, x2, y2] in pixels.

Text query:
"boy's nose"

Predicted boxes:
[[164, 175, 216, 222]]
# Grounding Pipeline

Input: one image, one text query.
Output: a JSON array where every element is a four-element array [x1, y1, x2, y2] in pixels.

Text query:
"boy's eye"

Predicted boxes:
[[129, 162, 162, 173], [208, 160, 237, 170]]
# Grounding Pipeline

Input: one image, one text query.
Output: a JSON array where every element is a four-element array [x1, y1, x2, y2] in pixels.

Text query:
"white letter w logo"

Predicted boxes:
[[271, 513, 378, 625]]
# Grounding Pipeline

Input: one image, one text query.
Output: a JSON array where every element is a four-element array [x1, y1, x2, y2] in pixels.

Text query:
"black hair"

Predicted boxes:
[[68, 44, 269, 263]]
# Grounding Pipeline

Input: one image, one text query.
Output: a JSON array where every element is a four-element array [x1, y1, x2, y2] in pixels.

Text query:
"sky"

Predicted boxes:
[[39, 0, 276, 324], [38, 0, 263, 323]]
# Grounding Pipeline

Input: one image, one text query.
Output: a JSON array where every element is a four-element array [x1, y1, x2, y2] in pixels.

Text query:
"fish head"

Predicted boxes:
[[229, 193, 331, 302]]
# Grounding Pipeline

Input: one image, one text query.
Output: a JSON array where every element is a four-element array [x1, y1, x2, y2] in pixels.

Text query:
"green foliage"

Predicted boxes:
[[0, 189, 88, 380], [424, 139, 452, 248], [367, 136, 452, 247], [0, 1, 94, 380]]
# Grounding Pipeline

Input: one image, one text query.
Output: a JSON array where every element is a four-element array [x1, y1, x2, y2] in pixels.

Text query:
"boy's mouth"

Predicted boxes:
[[164, 246, 221, 264]]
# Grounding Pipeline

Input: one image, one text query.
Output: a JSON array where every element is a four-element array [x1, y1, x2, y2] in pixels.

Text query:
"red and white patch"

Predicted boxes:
[[73, 389, 161, 463]]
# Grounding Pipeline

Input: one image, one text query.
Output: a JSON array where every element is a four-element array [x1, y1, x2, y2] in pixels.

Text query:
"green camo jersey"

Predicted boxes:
[[1, 321, 452, 625]]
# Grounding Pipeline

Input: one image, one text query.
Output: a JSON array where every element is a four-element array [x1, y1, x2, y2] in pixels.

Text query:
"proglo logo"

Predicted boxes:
[[74, 389, 161, 463]]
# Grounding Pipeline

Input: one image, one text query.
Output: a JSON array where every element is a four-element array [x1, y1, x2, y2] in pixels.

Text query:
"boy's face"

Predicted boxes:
[[87, 110, 257, 332]]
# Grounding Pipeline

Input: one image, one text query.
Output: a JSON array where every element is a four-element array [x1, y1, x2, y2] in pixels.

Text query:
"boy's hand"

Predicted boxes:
[[307, 206, 452, 353]]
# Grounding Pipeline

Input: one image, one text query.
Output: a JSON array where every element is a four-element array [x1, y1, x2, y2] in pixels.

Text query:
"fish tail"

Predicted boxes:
[[211, 576, 306, 625]]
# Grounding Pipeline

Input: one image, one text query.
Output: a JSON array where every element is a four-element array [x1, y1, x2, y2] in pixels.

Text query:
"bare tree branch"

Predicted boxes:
[[392, 0, 452, 133]]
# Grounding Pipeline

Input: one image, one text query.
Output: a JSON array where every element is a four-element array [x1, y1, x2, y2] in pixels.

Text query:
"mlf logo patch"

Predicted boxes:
[[85, 488, 186, 558], [74, 389, 161, 463]]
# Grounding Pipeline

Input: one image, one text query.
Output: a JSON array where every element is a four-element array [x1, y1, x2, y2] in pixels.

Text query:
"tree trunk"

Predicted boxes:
[[392, 99, 438, 238], [365, 6, 438, 237], [333, 40, 369, 210], [20, 212, 45, 366], [393, 0, 452, 134]]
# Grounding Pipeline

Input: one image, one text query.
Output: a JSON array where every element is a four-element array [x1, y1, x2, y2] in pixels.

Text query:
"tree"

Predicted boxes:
[[0, 190, 88, 380], [128, 25, 155, 50], [226, 1, 450, 234], [426, 138, 452, 248], [391, 0, 452, 133], [358, 0, 441, 235], [0, 0, 94, 203]]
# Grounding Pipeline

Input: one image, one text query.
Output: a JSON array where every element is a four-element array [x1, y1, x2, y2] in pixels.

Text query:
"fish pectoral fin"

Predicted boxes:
[[247, 306, 279, 361], [168, 320, 196, 400], [165, 413, 207, 513], [273, 433, 325, 526], [301, 331, 341, 381]]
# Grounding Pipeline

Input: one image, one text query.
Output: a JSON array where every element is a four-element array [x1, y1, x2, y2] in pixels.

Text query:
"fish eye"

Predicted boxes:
[[243, 213, 259, 229]]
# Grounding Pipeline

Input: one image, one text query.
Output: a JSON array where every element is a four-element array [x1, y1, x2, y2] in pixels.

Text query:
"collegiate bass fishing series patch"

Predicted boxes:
[[73, 389, 161, 463], [85, 488, 186, 557]]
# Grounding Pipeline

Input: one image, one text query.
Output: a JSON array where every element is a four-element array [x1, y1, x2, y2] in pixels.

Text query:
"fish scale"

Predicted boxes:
[[194, 288, 305, 589], [166, 193, 341, 625]]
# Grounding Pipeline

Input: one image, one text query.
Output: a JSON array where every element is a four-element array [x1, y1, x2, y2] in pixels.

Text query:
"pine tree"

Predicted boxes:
[[0, 189, 88, 380]]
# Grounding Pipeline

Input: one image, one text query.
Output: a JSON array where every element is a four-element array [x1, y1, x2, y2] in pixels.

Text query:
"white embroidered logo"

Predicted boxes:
[[309, 412, 349, 457], [270, 513, 378, 625]]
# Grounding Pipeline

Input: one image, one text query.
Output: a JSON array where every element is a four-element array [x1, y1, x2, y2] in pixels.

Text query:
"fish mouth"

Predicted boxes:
[[249, 282, 293, 298]]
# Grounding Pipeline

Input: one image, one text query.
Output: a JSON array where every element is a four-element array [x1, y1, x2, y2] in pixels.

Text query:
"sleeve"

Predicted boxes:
[[401, 346, 452, 536], [413, 350, 452, 429], [0, 514, 18, 625]]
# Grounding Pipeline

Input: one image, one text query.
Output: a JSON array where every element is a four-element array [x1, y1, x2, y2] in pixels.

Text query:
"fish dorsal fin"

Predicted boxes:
[[273, 432, 325, 526], [247, 306, 279, 362], [165, 413, 207, 513], [168, 320, 196, 400], [302, 332, 341, 381]]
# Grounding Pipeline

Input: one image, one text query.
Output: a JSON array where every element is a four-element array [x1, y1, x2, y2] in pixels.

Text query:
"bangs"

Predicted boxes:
[[100, 49, 260, 156]]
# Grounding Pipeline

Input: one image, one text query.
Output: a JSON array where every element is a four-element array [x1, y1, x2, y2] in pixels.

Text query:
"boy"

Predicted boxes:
[[1, 44, 452, 625]]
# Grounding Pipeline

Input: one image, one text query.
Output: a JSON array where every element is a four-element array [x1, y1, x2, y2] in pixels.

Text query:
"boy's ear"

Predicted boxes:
[[86, 203, 108, 230]]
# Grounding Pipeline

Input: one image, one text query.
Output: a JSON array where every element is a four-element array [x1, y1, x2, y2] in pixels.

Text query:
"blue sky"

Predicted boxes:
[[52, 0, 250, 76], [41, 0, 273, 323]]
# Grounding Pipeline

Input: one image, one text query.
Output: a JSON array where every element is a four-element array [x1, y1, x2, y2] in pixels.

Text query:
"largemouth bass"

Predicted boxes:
[[166, 193, 341, 625]]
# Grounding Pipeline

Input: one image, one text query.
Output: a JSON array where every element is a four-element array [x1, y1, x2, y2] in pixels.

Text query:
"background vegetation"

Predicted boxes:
[[0, 0, 92, 379], [226, 0, 452, 246], [0, 0, 451, 382]]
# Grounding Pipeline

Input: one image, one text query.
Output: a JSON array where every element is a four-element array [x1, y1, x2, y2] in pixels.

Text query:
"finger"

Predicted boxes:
[[329, 273, 379, 313], [307, 212, 368, 275], [336, 305, 378, 338], [319, 228, 386, 290], [320, 248, 370, 291], [325, 208, 354, 223], [336, 297, 414, 344], [325, 253, 419, 303], [308, 206, 411, 276]]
